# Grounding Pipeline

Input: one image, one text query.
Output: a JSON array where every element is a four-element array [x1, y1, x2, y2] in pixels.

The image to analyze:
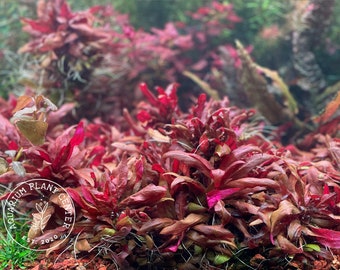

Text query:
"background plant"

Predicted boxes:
[[1, 0, 338, 128]]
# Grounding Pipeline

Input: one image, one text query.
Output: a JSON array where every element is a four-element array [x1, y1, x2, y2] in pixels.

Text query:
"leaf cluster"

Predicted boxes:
[[12, 0, 242, 122], [0, 82, 339, 268]]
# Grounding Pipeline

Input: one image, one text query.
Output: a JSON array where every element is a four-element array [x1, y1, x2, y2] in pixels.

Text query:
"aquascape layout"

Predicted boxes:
[[0, 0, 339, 269]]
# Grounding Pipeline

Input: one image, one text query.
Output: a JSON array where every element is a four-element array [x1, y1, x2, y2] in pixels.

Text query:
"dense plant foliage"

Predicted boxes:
[[0, 83, 340, 269], [0, 0, 339, 269]]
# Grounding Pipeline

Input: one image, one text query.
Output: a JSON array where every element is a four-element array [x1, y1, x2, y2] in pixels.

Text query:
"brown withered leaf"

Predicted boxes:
[[314, 89, 340, 124], [287, 219, 303, 241], [0, 157, 9, 175], [12, 95, 34, 114], [31, 226, 68, 248], [256, 65, 298, 115], [50, 192, 75, 216], [90, 228, 117, 243], [28, 204, 55, 240], [35, 95, 57, 111], [213, 200, 232, 225], [69, 168, 95, 187], [236, 40, 292, 125], [111, 142, 140, 152], [16, 119, 48, 145], [147, 128, 171, 143], [276, 234, 303, 254], [250, 254, 266, 268], [270, 200, 300, 236], [183, 70, 220, 100], [229, 153, 273, 179], [75, 239, 91, 252], [46, 239, 68, 256]]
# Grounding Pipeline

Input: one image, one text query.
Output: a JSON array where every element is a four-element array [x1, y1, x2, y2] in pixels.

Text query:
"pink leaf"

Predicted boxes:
[[163, 237, 182, 253], [207, 188, 240, 208]]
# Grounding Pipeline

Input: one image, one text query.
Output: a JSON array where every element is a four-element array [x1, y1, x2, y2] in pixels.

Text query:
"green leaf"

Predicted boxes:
[[213, 254, 230, 265], [303, 244, 321, 252], [194, 245, 203, 255], [16, 119, 48, 145]]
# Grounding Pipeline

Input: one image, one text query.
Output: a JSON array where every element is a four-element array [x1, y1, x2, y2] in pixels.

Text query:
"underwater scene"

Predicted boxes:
[[0, 0, 339, 269]]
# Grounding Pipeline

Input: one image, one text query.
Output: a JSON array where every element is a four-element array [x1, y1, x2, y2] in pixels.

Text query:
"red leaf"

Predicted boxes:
[[66, 188, 98, 214], [37, 149, 52, 162], [119, 184, 166, 208], [21, 18, 53, 34], [163, 151, 213, 178], [192, 94, 206, 118], [59, 1, 73, 19], [81, 186, 96, 205], [137, 110, 151, 123], [310, 227, 340, 249], [52, 122, 84, 171], [162, 238, 182, 253], [139, 82, 159, 107], [160, 213, 208, 235], [229, 153, 273, 179], [139, 218, 175, 234], [219, 145, 262, 170], [193, 224, 234, 241], [88, 145, 106, 166], [111, 155, 128, 200], [152, 163, 165, 174], [47, 103, 75, 127], [168, 174, 206, 196], [227, 177, 280, 189], [69, 121, 84, 147]]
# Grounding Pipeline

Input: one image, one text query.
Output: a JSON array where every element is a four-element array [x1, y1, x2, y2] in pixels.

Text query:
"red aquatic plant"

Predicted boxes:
[[18, 0, 245, 123], [19, 0, 116, 68], [1, 81, 339, 268]]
